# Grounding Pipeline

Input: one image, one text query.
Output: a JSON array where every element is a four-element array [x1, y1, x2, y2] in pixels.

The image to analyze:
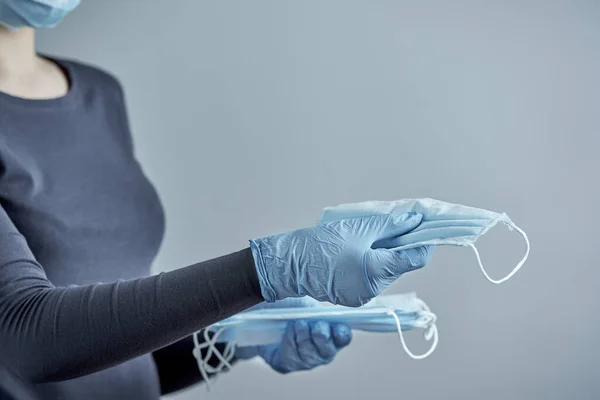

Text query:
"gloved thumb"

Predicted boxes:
[[371, 212, 423, 240]]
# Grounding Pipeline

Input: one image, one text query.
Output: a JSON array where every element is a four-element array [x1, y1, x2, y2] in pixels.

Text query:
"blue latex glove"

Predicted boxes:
[[251, 212, 433, 307], [235, 298, 352, 374]]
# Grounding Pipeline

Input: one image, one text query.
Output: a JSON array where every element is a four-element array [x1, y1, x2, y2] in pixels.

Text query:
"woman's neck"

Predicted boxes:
[[0, 27, 70, 100], [0, 27, 37, 75]]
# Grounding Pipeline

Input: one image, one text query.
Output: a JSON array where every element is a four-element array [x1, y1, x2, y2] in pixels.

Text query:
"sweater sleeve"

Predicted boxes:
[[0, 204, 263, 383]]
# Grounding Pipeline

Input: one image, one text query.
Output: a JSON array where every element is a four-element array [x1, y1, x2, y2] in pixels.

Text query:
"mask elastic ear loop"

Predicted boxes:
[[467, 223, 530, 284], [192, 331, 212, 389], [192, 327, 236, 391], [386, 309, 438, 360], [203, 328, 236, 373]]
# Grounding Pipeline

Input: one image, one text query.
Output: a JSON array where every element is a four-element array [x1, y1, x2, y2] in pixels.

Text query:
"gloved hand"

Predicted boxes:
[[251, 212, 433, 307], [235, 297, 352, 374]]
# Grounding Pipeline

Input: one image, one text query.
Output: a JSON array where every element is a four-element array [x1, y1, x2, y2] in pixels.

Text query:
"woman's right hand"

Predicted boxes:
[[250, 212, 434, 307]]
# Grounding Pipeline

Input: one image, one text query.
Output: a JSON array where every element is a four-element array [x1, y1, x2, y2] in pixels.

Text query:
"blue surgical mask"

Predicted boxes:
[[193, 293, 438, 388], [0, 0, 80, 30], [319, 198, 530, 284]]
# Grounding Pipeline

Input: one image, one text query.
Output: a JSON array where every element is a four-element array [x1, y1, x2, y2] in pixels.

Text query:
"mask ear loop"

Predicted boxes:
[[192, 331, 211, 389], [467, 223, 530, 284], [202, 328, 236, 372], [385, 303, 438, 360], [192, 327, 237, 391]]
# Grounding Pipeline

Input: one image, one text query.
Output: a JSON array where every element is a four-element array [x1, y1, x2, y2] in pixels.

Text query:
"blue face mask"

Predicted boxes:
[[319, 198, 530, 284], [0, 0, 80, 30], [193, 293, 438, 387]]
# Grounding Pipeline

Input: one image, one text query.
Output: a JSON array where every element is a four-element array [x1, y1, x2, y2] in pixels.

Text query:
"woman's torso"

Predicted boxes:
[[0, 58, 166, 399]]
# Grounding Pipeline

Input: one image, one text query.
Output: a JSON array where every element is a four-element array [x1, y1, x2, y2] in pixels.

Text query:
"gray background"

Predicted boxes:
[[37, 1, 599, 399]]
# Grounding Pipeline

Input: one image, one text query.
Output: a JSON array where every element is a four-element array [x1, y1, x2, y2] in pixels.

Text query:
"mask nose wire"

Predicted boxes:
[[468, 223, 530, 284]]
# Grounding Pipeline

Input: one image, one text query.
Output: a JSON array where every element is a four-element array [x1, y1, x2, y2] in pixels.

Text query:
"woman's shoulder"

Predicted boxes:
[[51, 56, 125, 97]]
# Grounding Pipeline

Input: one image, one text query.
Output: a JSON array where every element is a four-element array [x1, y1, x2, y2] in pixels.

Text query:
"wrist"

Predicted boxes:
[[249, 237, 299, 302], [249, 239, 277, 302]]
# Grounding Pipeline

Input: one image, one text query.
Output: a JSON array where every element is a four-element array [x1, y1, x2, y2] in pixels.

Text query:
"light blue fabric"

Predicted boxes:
[[233, 297, 352, 374], [319, 198, 530, 284], [193, 294, 438, 388], [207, 295, 427, 347], [0, 0, 80, 29], [251, 212, 434, 307], [192, 292, 438, 384]]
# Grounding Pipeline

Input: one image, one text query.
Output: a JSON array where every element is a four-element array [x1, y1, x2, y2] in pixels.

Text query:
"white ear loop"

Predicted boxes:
[[192, 327, 236, 391], [467, 223, 530, 284], [386, 298, 438, 360]]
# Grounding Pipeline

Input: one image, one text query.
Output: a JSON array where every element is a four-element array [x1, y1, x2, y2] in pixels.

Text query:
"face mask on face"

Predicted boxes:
[[319, 198, 530, 284], [193, 293, 438, 388], [0, 0, 80, 30]]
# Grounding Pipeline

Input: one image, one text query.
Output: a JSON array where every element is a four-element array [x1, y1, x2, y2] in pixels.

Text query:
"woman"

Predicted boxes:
[[0, 1, 433, 399]]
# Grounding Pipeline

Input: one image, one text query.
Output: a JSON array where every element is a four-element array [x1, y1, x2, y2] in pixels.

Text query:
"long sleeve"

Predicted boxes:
[[0, 205, 263, 383], [0, 362, 38, 400]]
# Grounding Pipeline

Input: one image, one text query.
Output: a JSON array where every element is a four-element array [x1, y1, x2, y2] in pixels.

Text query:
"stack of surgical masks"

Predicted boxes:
[[193, 292, 438, 387], [194, 198, 530, 386]]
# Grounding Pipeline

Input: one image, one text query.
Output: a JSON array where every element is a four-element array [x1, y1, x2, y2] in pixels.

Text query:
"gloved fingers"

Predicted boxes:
[[257, 344, 281, 369], [235, 346, 260, 360], [269, 322, 304, 373], [369, 245, 434, 275], [398, 245, 435, 273], [294, 320, 323, 366], [331, 323, 352, 348], [370, 212, 423, 239], [407, 245, 435, 268], [373, 235, 436, 251], [375, 212, 423, 240], [309, 321, 337, 359], [334, 212, 421, 239]]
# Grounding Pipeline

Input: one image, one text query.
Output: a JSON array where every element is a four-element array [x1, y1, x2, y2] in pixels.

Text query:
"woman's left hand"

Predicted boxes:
[[235, 297, 352, 373]]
